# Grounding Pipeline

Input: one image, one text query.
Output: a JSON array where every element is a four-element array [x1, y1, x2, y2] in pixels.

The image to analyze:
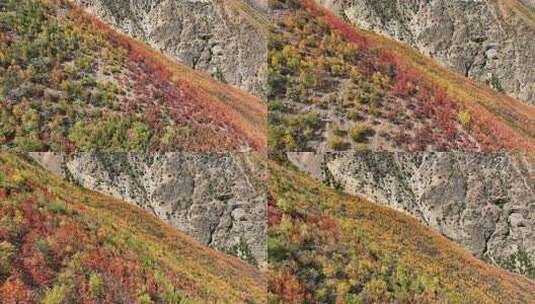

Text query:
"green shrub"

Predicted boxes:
[[13, 135, 46, 152], [364, 279, 389, 302], [329, 136, 347, 151], [458, 110, 471, 128], [129, 122, 152, 151], [42, 285, 67, 304], [46, 199, 73, 215], [138, 293, 153, 304], [268, 238, 287, 264], [0, 241, 15, 278], [349, 124, 372, 142], [495, 249, 535, 279], [488, 74, 504, 92], [89, 272, 104, 299], [213, 68, 226, 83]]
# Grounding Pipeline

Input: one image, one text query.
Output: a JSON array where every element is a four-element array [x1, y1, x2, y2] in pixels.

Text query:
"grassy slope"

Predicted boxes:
[[0, 0, 266, 152], [0, 153, 266, 303], [94, 0, 269, 150], [268, 160, 535, 303], [365, 29, 535, 149], [101, 21, 268, 151], [320, 0, 535, 152], [268, 0, 534, 153], [350, 1, 535, 150]]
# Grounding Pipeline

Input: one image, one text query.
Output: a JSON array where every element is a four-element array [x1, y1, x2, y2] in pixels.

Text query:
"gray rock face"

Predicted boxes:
[[318, 0, 535, 105], [31, 153, 267, 267], [73, 0, 268, 98], [288, 152, 535, 271]]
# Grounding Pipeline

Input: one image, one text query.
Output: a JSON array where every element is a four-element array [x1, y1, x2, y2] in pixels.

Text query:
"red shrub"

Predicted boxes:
[[269, 269, 308, 304], [21, 200, 49, 234], [0, 275, 31, 303], [0, 189, 8, 200], [306, 214, 339, 240], [268, 197, 282, 226], [305, 0, 368, 47]]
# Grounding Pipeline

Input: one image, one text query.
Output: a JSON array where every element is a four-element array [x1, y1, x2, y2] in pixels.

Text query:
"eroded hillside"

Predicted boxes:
[[319, 0, 535, 105], [73, 0, 269, 97], [31, 152, 267, 267], [0, 153, 267, 303], [288, 152, 535, 279]]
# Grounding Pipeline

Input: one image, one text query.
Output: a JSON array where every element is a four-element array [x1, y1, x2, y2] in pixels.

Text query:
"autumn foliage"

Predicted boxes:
[[268, 159, 535, 303], [268, 0, 535, 152], [0, 153, 266, 303], [0, 0, 266, 152]]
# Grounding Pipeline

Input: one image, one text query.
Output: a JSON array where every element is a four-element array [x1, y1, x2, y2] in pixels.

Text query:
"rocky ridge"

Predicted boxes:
[[317, 0, 535, 105], [73, 0, 269, 97], [31, 152, 267, 267], [288, 152, 535, 277]]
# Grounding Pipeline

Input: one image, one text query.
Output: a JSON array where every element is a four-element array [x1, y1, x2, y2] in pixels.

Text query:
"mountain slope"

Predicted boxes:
[[288, 152, 535, 279], [30, 152, 268, 267], [0, 0, 266, 152], [268, 0, 535, 153], [318, 0, 535, 105], [73, 0, 269, 97], [0, 152, 266, 303], [268, 159, 535, 303]]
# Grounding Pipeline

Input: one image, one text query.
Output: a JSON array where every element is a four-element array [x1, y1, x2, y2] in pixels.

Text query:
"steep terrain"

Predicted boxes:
[[268, 159, 535, 303], [288, 152, 535, 279], [31, 152, 267, 267], [268, 0, 535, 152], [0, 153, 267, 303], [0, 0, 266, 152], [318, 0, 535, 105], [73, 0, 269, 98]]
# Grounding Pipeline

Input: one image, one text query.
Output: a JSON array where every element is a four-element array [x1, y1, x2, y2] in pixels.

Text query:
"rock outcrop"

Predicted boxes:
[[31, 153, 267, 267], [288, 152, 535, 276], [73, 0, 268, 98], [318, 0, 535, 105]]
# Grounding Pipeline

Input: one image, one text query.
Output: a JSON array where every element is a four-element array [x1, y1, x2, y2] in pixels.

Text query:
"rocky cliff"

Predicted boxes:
[[288, 152, 535, 277], [318, 0, 535, 105], [31, 153, 267, 267], [73, 0, 268, 97]]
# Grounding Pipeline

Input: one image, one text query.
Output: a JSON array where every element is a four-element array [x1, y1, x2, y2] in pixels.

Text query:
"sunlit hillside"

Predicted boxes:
[[268, 159, 535, 303], [268, 0, 535, 153], [0, 153, 267, 303], [0, 0, 266, 152]]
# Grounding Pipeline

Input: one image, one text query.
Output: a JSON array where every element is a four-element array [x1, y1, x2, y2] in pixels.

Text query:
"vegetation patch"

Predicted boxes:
[[267, 0, 535, 153], [267, 159, 535, 303], [0, 153, 267, 303], [0, 0, 266, 152]]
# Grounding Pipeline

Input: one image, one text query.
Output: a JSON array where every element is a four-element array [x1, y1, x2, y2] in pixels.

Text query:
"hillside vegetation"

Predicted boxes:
[[0, 152, 267, 303], [267, 0, 535, 153], [0, 0, 266, 152], [267, 159, 535, 303]]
